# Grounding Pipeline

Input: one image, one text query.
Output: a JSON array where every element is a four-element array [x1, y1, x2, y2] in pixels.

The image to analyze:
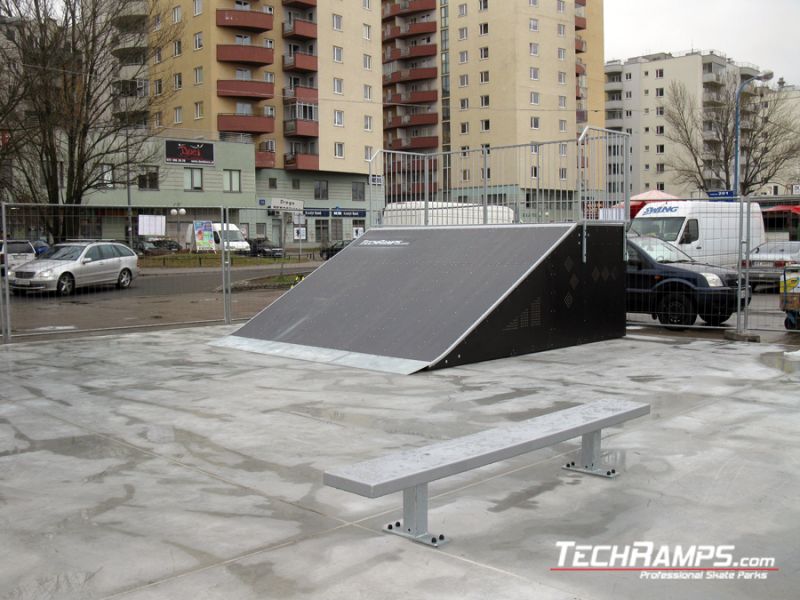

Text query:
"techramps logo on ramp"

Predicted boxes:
[[358, 240, 410, 247]]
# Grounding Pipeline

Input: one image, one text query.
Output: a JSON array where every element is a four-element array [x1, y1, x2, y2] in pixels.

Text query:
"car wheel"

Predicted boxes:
[[656, 292, 696, 329], [57, 273, 75, 296], [117, 269, 132, 289], [700, 313, 732, 327]]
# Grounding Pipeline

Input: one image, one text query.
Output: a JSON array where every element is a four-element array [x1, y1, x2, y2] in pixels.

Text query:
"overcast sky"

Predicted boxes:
[[604, 0, 800, 85]]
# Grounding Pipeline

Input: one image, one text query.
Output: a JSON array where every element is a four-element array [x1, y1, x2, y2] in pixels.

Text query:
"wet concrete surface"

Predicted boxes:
[[0, 326, 799, 599]]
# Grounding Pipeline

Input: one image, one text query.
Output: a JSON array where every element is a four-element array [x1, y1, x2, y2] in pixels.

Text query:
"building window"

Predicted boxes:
[[173, 39, 182, 56], [268, 177, 277, 189], [314, 180, 328, 199], [174, 106, 182, 123], [479, 22, 488, 35], [656, 68, 664, 78], [223, 170, 241, 192], [154, 48, 162, 64], [559, 142, 567, 156], [656, 106, 665, 116], [332, 14, 342, 30], [558, 71, 567, 84], [530, 116, 539, 129], [364, 114, 373, 130], [656, 125, 665, 135], [459, 74, 469, 86], [184, 167, 202, 190], [559, 167, 567, 180], [138, 166, 159, 190], [529, 67, 539, 80], [557, 0, 565, 12], [559, 119, 567, 132], [458, 26, 467, 40], [557, 23, 565, 36], [480, 119, 490, 131], [153, 111, 162, 127], [363, 0, 370, 8], [190, 67, 202, 85], [292, 178, 300, 190], [194, 101, 203, 119], [558, 95, 566, 108], [460, 122, 469, 134], [172, 6, 182, 23], [479, 70, 489, 83], [655, 87, 665, 97], [458, 3, 467, 16], [656, 182, 665, 191], [656, 163, 665, 174], [174, 72, 182, 90], [625, 72, 632, 80], [459, 50, 468, 63], [529, 18, 538, 31], [193, 32, 203, 50], [363, 54, 372, 70], [333, 46, 343, 62], [154, 79, 163, 95], [530, 91, 540, 105], [235, 34, 251, 44], [529, 42, 539, 56], [333, 77, 343, 94], [460, 98, 469, 109], [479, 47, 489, 60], [363, 84, 372, 100], [97, 164, 113, 188], [656, 144, 665, 154], [478, 0, 488, 11], [352, 181, 366, 201], [480, 95, 489, 107], [362, 23, 371, 39], [193, 0, 202, 15], [557, 47, 566, 61], [334, 109, 344, 126], [154, 14, 161, 30]]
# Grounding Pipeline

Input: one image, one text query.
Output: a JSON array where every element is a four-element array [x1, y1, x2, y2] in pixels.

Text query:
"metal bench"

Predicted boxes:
[[323, 398, 650, 547]]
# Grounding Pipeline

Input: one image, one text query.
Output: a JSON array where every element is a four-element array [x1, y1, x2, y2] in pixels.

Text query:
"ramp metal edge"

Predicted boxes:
[[209, 336, 430, 375], [427, 223, 578, 370]]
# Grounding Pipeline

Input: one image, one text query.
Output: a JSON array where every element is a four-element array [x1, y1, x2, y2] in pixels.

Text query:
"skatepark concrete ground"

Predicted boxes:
[[1, 325, 798, 599]]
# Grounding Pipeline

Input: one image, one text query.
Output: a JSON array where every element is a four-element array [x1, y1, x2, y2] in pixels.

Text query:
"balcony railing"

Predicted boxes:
[[217, 113, 275, 134], [385, 112, 438, 129], [283, 118, 319, 137], [284, 152, 320, 170], [282, 52, 318, 71], [386, 135, 438, 151], [283, 0, 316, 6], [255, 149, 276, 168], [216, 9, 273, 31], [575, 36, 587, 53], [382, 66, 437, 85], [216, 44, 274, 65], [283, 85, 318, 102], [385, 89, 438, 104], [217, 79, 275, 99], [282, 18, 317, 39], [383, 43, 437, 63], [382, 0, 436, 19], [383, 21, 437, 41]]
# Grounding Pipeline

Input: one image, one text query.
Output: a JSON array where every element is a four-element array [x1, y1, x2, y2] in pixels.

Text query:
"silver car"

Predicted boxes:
[[8, 241, 139, 295], [746, 241, 800, 287]]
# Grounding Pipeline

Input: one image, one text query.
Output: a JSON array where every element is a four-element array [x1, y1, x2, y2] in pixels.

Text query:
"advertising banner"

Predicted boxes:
[[193, 220, 215, 251], [165, 140, 215, 165]]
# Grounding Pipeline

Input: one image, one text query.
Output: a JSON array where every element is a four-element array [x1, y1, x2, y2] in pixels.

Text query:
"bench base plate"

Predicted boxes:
[[383, 521, 449, 548], [562, 461, 618, 479]]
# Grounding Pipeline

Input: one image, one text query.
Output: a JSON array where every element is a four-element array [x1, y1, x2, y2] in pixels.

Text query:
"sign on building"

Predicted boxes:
[[293, 226, 307, 241], [165, 140, 215, 165], [270, 197, 305, 212]]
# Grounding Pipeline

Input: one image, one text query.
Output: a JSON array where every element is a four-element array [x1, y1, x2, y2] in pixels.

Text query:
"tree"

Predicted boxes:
[[0, 0, 180, 214], [663, 74, 800, 196]]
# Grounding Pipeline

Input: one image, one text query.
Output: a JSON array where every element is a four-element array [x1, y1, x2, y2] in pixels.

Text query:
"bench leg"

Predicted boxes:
[[383, 483, 448, 547], [562, 430, 618, 479]]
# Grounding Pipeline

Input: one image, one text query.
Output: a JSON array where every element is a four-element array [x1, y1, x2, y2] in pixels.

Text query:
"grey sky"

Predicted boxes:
[[604, 0, 800, 85]]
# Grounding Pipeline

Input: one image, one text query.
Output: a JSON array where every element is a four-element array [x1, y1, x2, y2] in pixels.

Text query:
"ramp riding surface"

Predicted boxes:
[[213, 225, 625, 373]]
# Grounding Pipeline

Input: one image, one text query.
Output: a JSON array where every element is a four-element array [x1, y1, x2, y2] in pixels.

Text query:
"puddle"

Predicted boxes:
[[760, 351, 798, 374]]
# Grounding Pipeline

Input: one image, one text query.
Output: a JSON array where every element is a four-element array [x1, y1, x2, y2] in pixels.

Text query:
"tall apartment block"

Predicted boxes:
[[381, 0, 604, 155], [604, 51, 763, 198]]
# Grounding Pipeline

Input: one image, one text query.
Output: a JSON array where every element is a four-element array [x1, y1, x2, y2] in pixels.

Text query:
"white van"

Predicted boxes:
[[185, 222, 250, 253], [629, 200, 765, 267]]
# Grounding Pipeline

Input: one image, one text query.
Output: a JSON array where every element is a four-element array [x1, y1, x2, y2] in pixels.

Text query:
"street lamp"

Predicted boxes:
[[170, 207, 186, 249], [734, 69, 773, 334]]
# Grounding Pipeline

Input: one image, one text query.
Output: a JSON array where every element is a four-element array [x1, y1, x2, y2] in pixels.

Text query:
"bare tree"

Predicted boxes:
[[664, 74, 800, 196], [0, 0, 180, 215]]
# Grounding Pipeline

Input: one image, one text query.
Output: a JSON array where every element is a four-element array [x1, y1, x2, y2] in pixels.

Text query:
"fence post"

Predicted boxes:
[[482, 146, 489, 224], [1, 203, 10, 343], [424, 155, 430, 226]]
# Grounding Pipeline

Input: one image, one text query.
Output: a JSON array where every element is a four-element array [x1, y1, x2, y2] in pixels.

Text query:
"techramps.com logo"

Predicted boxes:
[[552, 541, 778, 580], [358, 239, 410, 247]]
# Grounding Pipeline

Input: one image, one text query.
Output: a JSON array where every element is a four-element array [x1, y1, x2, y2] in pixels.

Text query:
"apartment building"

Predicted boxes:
[[604, 50, 764, 198]]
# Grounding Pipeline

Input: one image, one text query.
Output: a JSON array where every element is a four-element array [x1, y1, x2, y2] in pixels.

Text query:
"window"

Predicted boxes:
[[174, 106, 182, 123], [479, 70, 489, 83], [625, 90, 632, 98], [558, 71, 567, 84], [314, 180, 328, 199], [656, 106, 665, 116], [460, 122, 469, 134], [333, 46, 343, 62], [530, 165, 538, 179], [530, 116, 539, 129], [479, 22, 488, 35], [559, 167, 567, 180], [557, 23, 566, 36], [559, 142, 567, 156], [154, 14, 161, 31], [362, 23, 371, 39], [655, 87, 664, 97], [529, 42, 539, 56], [364, 115, 372, 130], [153, 111, 162, 127], [98, 164, 113, 188], [268, 177, 277, 189], [459, 74, 469, 86], [332, 14, 342, 30], [480, 94, 489, 107], [462, 169, 471, 181], [530, 91, 540, 105], [364, 145, 373, 160], [172, 6, 182, 23], [194, 101, 203, 119], [333, 77, 343, 94], [363, 0, 371, 8], [193, 0, 202, 15], [352, 181, 366, 201], [458, 27, 468, 40], [154, 48, 162, 64], [138, 166, 159, 190], [264, 72, 274, 83], [334, 142, 344, 158], [363, 84, 372, 99], [529, 67, 539, 80], [363, 54, 372, 70], [184, 167, 202, 190], [154, 79, 163, 95], [656, 68, 664, 78], [656, 163, 665, 174], [557, 0, 565, 12], [458, 3, 467, 16], [174, 73, 182, 90], [644, 163, 650, 171], [529, 0, 538, 4], [656, 125, 664, 135], [478, 0, 488, 11], [625, 72, 632, 80], [334, 109, 344, 126], [460, 98, 469, 109], [656, 182, 665, 191], [480, 119, 490, 131], [644, 89, 650, 96], [656, 144, 665, 154], [529, 18, 539, 31], [223, 169, 241, 192], [173, 39, 182, 56], [193, 32, 203, 50], [459, 50, 468, 64], [479, 47, 489, 60], [557, 47, 566, 60], [559, 119, 567, 132]]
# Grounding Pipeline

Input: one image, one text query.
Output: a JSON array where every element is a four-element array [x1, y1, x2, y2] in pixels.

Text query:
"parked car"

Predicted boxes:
[[8, 240, 138, 296], [250, 239, 284, 258], [151, 239, 182, 252], [626, 235, 748, 328], [320, 240, 351, 260], [134, 240, 172, 257], [32, 240, 50, 256], [0, 240, 36, 277], [745, 240, 800, 288]]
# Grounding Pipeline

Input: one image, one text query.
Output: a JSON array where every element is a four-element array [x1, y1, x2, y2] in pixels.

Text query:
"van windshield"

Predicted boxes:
[[221, 229, 245, 242], [629, 217, 685, 242]]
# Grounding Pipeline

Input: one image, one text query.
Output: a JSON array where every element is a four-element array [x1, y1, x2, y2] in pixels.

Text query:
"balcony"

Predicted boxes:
[[283, 0, 316, 6], [384, 112, 438, 129], [703, 91, 723, 105], [217, 79, 275, 99], [575, 15, 587, 30], [282, 18, 317, 39], [575, 0, 586, 5], [216, 9, 273, 31], [284, 152, 319, 170], [112, 0, 148, 27], [217, 44, 274, 65], [575, 36, 587, 53], [217, 113, 275, 133], [383, 21, 437, 41], [255, 148, 276, 168], [382, 0, 436, 19], [112, 32, 147, 57], [576, 110, 588, 124], [703, 72, 724, 85], [385, 89, 438, 104], [604, 80, 623, 92], [117, 63, 146, 81], [575, 61, 586, 76], [283, 118, 319, 137], [386, 136, 438, 151], [283, 85, 318, 102], [383, 66, 437, 85], [605, 99, 623, 110], [576, 85, 587, 99], [383, 43, 437, 63], [282, 52, 318, 72]]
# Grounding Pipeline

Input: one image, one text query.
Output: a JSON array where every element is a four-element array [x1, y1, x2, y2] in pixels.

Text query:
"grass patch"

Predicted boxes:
[[139, 253, 315, 269]]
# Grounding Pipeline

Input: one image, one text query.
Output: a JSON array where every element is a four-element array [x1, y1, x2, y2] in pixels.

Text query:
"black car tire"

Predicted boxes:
[[117, 269, 133, 289], [700, 313, 732, 327], [57, 273, 75, 296], [657, 292, 696, 329]]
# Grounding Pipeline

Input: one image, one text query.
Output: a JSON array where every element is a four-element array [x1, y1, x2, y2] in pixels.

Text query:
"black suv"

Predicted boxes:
[[320, 240, 351, 260], [626, 235, 748, 328]]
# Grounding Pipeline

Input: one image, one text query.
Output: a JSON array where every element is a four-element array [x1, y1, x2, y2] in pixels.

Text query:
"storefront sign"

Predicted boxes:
[[303, 209, 330, 217], [270, 197, 305, 212], [165, 140, 215, 165], [332, 209, 367, 218]]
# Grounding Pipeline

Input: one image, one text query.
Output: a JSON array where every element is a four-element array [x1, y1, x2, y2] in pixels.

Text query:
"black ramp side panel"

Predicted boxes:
[[231, 225, 573, 364]]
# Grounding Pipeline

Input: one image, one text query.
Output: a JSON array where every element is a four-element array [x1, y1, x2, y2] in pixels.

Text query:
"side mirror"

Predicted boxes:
[[627, 256, 643, 269], [82, 258, 93, 264]]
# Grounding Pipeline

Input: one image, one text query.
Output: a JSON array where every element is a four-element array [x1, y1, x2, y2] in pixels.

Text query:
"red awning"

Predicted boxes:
[[763, 205, 800, 214]]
